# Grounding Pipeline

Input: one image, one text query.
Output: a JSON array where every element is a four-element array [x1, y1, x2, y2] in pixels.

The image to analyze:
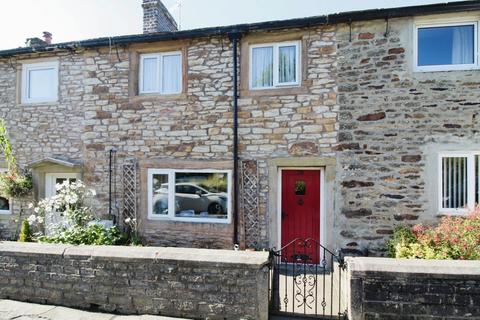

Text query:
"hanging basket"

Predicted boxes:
[[0, 171, 33, 198]]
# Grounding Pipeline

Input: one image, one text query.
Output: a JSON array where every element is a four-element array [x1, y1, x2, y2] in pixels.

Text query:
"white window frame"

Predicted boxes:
[[0, 169, 10, 215], [249, 41, 301, 90], [21, 61, 59, 103], [414, 19, 479, 72], [437, 152, 479, 215], [45, 173, 79, 198], [139, 51, 182, 95], [147, 168, 232, 224]]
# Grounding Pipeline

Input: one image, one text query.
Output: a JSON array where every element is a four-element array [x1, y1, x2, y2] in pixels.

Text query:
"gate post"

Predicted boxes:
[[268, 249, 280, 312]]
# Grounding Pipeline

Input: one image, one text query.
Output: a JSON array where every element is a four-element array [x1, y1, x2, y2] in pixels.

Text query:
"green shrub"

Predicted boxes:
[[38, 224, 125, 246], [388, 210, 480, 260], [18, 220, 32, 242]]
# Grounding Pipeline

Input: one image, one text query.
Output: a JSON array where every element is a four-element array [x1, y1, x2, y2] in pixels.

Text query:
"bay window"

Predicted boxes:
[[148, 169, 231, 223], [439, 152, 480, 214], [139, 51, 182, 95], [250, 41, 300, 89]]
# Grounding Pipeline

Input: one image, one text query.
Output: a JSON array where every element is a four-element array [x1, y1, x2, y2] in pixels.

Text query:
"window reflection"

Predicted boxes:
[[152, 174, 169, 215], [174, 172, 228, 219]]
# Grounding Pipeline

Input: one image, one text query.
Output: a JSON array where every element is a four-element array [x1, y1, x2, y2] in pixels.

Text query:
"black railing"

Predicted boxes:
[[269, 238, 347, 319]]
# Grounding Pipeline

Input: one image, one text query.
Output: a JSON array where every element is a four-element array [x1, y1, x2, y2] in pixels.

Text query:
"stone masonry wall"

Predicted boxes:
[[346, 257, 480, 320], [238, 26, 338, 247], [0, 242, 270, 319], [0, 26, 339, 249], [335, 16, 480, 254], [2, 12, 479, 252]]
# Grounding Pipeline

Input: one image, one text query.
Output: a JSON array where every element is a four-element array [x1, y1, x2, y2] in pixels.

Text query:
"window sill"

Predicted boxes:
[[18, 101, 59, 107], [130, 93, 187, 102], [437, 210, 469, 216], [240, 83, 309, 98], [147, 215, 231, 224], [414, 66, 480, 73]]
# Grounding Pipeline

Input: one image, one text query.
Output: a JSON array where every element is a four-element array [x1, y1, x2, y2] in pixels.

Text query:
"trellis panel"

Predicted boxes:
[[240, 160, 260, 248]]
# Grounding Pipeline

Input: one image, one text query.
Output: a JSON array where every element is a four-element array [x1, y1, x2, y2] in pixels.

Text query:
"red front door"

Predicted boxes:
[[281, 169, 321, 264]]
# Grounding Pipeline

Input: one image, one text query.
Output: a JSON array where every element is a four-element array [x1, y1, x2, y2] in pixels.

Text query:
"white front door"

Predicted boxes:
[[44, 173, 79, 234]]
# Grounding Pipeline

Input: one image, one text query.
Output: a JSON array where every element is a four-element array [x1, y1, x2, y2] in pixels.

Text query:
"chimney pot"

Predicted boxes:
[[142, 0, 178, 34]]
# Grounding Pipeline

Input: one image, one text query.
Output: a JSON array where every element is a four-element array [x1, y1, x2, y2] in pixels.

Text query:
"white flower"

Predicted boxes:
[[68, 194, 78, 204], [34, 207, 39, 213], [125, 218, 131, 224], [37, 216, 44, 224], [28, 203, 34, 209], [27, 214, 37, 225], [90, 189, 97, 196]]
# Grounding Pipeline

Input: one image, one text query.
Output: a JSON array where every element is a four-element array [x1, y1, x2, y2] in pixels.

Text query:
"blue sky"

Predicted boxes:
[[0, 0, 466, 50]]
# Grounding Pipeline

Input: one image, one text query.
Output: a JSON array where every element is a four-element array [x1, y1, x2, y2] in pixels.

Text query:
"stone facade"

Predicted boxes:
[[335, 15, 480, 254], [0, 242, 269, 319], [0, 9, 479, 254], [346, 257, 480, 319], [0, 25, 339, 250]]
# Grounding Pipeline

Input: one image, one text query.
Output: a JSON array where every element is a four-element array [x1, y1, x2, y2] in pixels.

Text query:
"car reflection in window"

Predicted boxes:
[[153, 182, 227, 219], [175, 182, 227, 218]]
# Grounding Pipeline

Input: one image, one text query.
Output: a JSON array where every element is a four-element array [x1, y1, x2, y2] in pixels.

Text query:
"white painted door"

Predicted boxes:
[[44, 173, 79, 235]]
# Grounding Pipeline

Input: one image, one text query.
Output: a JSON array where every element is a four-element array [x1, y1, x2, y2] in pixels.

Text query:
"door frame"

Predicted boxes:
[[277, 167, 326, 251]]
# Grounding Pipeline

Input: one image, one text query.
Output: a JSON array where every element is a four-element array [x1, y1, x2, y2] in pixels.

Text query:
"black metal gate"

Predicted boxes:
[[268, 238, 347, 319]]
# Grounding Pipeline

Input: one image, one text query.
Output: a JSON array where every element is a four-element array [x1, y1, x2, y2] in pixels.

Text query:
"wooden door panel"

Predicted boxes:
[[281, 169, 320, 263]]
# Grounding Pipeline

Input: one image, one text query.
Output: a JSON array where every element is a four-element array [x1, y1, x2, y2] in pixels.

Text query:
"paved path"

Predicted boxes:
[[0, 300, 186, 320]]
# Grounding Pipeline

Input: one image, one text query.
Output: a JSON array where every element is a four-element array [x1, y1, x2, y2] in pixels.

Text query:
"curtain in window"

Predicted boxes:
[[252, 46, 273, 88], [279, 45, 296, 83], [142, 57, 158, 92], [452, 25, 474, 64], [442, 157, 468, 209], [162, 54, 181, 94]]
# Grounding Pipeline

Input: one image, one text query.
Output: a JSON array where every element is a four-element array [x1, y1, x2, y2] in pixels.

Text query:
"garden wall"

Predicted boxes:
[[0, 242, 269, 320], [346, 257, 480, 319]]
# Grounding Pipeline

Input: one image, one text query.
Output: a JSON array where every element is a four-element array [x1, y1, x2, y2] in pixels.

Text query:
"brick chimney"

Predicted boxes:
[[142, 0, 178, 33], [43, 31, 52, 45]]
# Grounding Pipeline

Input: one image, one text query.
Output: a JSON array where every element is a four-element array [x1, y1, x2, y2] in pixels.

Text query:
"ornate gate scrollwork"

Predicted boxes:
[[269, 238, 347, 319]]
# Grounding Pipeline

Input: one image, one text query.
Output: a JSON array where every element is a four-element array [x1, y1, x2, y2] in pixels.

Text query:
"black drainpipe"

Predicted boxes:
[[108, 148, 117, 225], [229, 32, 241, 247]]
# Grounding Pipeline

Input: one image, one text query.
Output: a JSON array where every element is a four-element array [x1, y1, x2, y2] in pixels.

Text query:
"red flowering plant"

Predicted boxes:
[[387, 207, 480, 260]]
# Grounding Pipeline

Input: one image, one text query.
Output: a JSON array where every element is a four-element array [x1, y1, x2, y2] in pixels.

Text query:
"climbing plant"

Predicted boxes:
[[0, 119, 33, 198]]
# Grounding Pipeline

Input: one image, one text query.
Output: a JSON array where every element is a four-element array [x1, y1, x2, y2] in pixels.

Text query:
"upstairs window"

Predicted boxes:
[[21, 61, 59, 103], [439, 152, 480, 214], [139, 51, 182, 95], [250, 41, 300, 89], [415, 21, 478, 71]]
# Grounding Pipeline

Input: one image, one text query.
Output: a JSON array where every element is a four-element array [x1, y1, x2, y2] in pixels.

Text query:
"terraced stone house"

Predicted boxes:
[[0, 0, 479, 255]]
